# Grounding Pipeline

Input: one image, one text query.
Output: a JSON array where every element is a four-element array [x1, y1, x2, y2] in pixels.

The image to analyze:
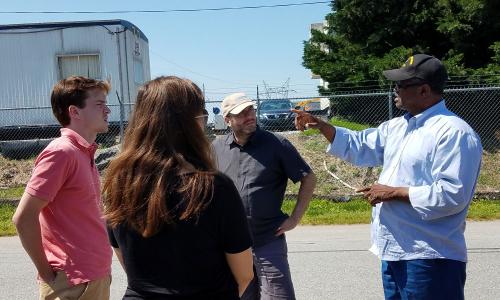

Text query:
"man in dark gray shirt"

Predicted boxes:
[[212, 93, 316, 300]]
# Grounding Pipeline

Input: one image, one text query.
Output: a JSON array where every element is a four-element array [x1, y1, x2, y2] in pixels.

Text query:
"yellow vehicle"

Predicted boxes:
[[294, 98, 332, 120]]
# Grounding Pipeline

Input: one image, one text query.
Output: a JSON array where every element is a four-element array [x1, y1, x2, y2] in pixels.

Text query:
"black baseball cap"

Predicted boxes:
[[383, 54, 448, 91]]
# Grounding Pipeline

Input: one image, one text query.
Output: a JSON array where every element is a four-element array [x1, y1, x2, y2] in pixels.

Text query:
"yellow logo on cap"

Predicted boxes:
[[403, 56, 414, 67]]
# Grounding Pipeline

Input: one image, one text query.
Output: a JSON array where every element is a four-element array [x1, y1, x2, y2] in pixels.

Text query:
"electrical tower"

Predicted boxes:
[[260, 78, 291, 99]]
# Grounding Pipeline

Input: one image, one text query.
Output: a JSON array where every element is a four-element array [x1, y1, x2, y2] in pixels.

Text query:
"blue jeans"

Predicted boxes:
[[252, 236, 295, 300], [381, 259, 466, 300]]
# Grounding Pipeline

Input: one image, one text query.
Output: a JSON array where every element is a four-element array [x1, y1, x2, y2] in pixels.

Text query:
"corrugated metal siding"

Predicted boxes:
[[60, 25, 123, 124], [0, 24, 150, 127], [0, 29, 60, 126], [123, 29, 151, 116]]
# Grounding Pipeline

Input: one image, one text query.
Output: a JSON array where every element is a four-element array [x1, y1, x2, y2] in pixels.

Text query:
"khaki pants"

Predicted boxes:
[[39, 271, 111, 300]]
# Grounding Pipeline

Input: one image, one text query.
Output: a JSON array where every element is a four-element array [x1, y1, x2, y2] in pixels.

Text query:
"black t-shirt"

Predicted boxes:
[[108, 173, 252, 299]]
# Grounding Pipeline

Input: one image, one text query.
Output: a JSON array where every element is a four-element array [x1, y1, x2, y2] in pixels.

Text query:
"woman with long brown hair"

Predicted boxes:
[[103, 76, 253, 299]]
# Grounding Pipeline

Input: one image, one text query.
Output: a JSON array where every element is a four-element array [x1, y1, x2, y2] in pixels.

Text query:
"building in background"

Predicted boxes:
[[0, 19, 150, 143], [310, 21, 329, 90]]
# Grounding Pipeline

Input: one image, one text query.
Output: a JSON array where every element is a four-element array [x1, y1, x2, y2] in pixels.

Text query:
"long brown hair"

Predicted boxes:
[[103, 76, 215, 237]]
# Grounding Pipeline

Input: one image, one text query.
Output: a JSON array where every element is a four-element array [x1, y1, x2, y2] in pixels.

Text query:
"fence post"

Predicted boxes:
[[256, 85, 261, 126], [116, 91, 124, 143]]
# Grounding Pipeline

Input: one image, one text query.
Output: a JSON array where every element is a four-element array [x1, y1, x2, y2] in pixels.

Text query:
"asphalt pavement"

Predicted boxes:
[[1, 221, 499, 299]]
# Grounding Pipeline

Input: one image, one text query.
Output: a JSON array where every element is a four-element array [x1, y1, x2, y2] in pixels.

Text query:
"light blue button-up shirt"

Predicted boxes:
[[327, 100, 482, 262]]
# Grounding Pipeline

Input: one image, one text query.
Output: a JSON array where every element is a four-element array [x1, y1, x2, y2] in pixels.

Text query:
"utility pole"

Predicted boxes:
[[256, 85, 261, 126]]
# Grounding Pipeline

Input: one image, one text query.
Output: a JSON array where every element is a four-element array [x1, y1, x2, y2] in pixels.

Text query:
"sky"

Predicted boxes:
[[0, 0, 331, 102]]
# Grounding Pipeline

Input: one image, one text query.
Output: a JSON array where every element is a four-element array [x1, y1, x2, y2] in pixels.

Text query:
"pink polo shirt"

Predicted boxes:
[[25, 128, 112, 285]]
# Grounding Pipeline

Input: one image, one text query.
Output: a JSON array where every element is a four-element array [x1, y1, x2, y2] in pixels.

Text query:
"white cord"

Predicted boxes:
[[323, 160, 361, 192]]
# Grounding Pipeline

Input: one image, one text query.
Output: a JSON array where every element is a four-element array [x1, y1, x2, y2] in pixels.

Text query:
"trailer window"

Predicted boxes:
[[134, 59, 144, 85], [58, 54, 101, 79]]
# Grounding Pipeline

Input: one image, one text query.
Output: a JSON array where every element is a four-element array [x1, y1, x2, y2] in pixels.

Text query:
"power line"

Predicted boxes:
[[151, 48, 329, 90], [0, 1, 331, 14], [150, 49, 255, 86]]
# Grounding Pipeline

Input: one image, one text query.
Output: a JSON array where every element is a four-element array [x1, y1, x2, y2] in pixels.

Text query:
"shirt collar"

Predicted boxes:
[[404, 99, 447, 127], [225, 126, 262, 147], [60, 128, 98, 156]]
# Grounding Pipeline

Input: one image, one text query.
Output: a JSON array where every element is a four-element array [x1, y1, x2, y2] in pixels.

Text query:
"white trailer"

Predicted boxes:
[[0, 19, 150, 140]]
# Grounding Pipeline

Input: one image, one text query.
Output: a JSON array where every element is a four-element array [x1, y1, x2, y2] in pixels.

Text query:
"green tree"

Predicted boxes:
[[303, 0, 500, 90]]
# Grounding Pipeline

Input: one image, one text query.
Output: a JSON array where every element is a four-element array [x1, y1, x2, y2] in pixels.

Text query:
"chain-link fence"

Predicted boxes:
[[1, 85, 499, 204], [0, 103, 130, 159], [205, 85, 499, 150]]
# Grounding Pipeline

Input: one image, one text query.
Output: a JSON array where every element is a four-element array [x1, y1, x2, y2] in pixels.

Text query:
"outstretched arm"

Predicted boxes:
[[276, 171, 317, 236], [12, 193, 55, 283]]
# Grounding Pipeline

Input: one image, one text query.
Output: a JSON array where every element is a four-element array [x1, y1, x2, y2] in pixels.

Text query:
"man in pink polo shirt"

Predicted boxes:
[[13, 76, 113, 299]]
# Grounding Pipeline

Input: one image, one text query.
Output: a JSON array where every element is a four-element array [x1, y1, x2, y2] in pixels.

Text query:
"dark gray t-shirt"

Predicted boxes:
[[212, 128, 311, 247]]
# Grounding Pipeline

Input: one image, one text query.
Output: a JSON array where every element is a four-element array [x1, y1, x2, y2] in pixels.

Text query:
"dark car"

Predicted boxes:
[[257, 99, 295, 131]]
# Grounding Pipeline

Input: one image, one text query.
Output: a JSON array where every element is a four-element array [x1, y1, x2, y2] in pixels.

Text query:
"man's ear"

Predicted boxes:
[[224, 116, 231, 126], [68, 105, 80, 120], [420, 84, 432, 98]]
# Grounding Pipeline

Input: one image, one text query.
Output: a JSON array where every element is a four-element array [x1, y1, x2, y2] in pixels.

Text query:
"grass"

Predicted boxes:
[[0, 186, 24, 199], [467, 199, 500, 220], [0, 204, 17, 236], [1, 199, 500, 236], [301, 116, 371, 136], [283, 198, 372, 224], [282, 198, 500, 225], [303, 139, 327, 152], [329, 117, 371, 131]]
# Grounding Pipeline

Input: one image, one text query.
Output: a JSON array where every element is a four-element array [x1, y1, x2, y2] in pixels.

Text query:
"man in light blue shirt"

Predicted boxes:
[[293, 54, 482, 300]]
